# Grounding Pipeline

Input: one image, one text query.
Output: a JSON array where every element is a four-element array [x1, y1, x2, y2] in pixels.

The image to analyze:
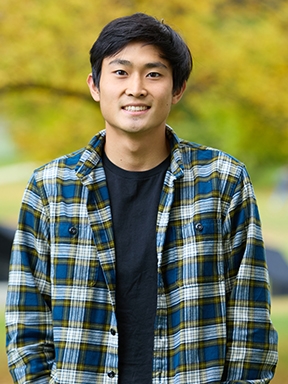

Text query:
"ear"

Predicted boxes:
[[172, 82, 187, 105], [87, 73, 100, 102]]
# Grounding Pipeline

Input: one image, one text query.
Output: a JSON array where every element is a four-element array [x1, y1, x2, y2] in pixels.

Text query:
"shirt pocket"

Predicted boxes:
[[163, 218, 222, 288], [51, 221, 99, 287]]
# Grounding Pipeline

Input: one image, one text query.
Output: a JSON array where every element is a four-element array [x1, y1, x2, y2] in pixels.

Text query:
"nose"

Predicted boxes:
[[125, 74, 147, 97]]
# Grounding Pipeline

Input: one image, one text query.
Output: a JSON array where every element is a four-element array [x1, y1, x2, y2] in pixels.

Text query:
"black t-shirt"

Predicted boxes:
[[103, 153, 169, 383]]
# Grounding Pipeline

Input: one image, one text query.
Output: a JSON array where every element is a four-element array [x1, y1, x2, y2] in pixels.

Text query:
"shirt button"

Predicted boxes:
[[110, 328, 116, 336], [107, 371, 115, 378], [68, 226, 78, 236], [195, 222, 203, 232]]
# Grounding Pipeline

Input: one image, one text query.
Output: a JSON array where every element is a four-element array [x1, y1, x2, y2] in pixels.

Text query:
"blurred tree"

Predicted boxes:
[[0, 0, 287, 175]]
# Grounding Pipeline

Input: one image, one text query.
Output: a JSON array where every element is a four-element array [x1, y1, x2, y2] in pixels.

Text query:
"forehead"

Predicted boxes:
[[103, 42, 170, 67]]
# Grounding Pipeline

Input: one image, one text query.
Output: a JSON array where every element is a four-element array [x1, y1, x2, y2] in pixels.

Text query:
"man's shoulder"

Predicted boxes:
[[32, 147, 85, 182], [177, 138, 245, 171], [32, 131, 106, 182], [174, 139, 252, 200], [168, 127, 244, 169]]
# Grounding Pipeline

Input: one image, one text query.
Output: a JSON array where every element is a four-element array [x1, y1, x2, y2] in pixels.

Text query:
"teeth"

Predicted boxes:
[[124, 106, 148, 112]]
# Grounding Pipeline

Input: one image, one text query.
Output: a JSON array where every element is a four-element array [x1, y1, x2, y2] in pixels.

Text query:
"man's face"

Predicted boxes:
[[87, 42, 185, 139]]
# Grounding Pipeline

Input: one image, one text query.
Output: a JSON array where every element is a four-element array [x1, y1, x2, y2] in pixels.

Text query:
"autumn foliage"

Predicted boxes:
[[0, 0, 287, 174]]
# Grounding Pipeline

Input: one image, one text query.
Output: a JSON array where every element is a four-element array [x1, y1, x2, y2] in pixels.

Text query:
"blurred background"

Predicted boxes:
[[0, 0, 287, 382]]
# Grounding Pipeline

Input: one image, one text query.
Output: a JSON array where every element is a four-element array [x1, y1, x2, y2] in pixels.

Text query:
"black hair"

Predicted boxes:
[[89, 13, 192, 93]]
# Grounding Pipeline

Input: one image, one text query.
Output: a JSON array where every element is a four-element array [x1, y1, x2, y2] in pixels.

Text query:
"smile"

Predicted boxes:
[[123, 106, 150, 112]]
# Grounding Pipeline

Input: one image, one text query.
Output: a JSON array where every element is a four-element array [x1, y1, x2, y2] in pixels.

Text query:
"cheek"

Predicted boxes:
[[98, 89, 112, 105]]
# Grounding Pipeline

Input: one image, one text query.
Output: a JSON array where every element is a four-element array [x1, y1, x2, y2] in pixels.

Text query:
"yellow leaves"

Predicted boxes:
[[0, 0, 287, 168]]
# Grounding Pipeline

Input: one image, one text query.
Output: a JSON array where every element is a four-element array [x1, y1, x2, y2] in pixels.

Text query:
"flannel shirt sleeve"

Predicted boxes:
[[221, 166, 278, 383], [6, 173, 54, 384]]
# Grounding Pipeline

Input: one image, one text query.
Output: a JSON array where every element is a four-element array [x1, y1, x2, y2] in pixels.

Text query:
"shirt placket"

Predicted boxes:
[[153, 138, 184, 383], [153, 274, 168, 383]]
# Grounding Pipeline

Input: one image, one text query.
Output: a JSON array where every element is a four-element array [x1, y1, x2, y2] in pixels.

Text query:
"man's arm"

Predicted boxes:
[[221, 166, 278, 383], [6, 174, 54, 383]]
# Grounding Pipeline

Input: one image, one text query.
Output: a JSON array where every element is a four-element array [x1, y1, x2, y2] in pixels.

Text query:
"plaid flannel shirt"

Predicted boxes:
[[6, 127, 278, 383]]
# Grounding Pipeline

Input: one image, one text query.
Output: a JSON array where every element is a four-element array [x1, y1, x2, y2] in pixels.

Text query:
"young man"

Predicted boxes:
[[6, 13, 278, 384]]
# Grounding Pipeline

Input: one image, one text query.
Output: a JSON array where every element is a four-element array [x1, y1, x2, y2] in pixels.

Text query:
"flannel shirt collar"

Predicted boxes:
[[75, 126, 184, 182], [75, 129, 106, 181]]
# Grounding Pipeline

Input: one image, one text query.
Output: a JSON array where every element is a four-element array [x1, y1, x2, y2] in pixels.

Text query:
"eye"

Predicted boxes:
[[114, 70, 127, 76], [147, 72, 161, 78]]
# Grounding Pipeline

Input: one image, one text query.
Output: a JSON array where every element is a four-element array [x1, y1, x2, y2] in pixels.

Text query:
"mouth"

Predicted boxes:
[[122, 105, 150, 112]]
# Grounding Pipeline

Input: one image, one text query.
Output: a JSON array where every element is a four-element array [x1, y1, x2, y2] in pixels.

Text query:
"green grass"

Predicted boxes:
[[0, 310, 12, 384], [271, 297, 288, 382]]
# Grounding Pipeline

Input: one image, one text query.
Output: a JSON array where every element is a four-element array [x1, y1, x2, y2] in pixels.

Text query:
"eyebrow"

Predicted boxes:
[[108, 58, 168, 70]]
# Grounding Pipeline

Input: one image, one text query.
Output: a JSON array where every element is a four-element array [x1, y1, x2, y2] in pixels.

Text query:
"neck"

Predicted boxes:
[[104, 128, 170, 171]]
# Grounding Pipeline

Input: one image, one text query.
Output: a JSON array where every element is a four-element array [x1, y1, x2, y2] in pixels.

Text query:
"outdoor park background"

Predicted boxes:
[[0, 0, 288, 382]]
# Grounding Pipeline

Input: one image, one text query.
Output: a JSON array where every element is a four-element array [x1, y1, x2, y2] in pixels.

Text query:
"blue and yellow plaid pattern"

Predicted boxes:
[[6, 127, 278, 383]]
